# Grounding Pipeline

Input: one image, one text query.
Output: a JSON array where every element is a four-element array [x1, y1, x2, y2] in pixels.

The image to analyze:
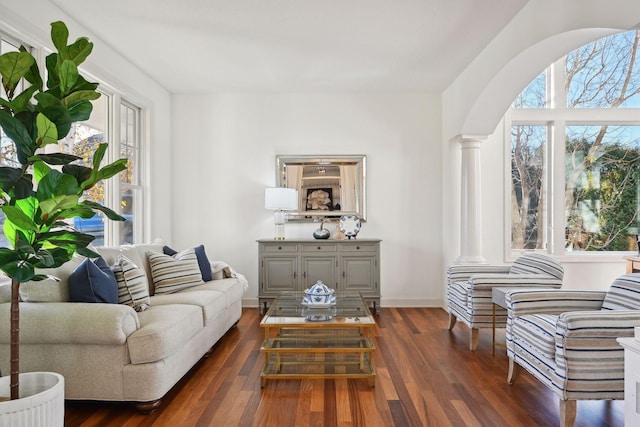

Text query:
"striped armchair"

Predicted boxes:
[[446, 253, 563, 350], [506, 275, 640, 427]]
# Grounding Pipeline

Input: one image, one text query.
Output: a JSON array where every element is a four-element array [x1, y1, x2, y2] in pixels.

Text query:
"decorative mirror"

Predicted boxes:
[[276, 155, 367, 222]]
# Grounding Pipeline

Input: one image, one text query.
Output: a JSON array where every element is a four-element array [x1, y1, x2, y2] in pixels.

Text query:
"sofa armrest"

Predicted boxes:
[[506, 289, 606, 316], [447, 264, 511, 284], [0, 302, 139, 345]]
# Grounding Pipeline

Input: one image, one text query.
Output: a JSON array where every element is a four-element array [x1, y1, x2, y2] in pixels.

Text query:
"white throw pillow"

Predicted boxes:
[[148, 248, 204, 294]]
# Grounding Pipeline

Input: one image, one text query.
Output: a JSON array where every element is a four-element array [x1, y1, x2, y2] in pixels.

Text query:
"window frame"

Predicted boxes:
[[507, 50, 640, 260]]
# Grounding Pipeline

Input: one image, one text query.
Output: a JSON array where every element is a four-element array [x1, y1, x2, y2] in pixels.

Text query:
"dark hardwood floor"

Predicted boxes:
[[64, 308, 624, 426]]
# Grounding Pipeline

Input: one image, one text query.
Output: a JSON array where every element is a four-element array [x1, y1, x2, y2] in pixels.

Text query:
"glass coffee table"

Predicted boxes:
[[260, 291, 376, 387]]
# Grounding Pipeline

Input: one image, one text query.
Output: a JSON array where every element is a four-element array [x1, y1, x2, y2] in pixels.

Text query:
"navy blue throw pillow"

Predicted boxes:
[[69, 257, 118, 303], [163, 244, 212, 281]]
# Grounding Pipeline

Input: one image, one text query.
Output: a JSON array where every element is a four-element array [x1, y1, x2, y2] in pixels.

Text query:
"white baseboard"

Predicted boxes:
[[242, 298, 445, 309]]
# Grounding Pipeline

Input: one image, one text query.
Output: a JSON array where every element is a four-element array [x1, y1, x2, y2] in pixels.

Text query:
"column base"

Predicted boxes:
[[455, 255, 486, 264]]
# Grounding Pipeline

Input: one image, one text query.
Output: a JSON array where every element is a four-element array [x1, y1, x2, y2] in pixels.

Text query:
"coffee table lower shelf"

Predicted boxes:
[[260, 330, 376, 387]]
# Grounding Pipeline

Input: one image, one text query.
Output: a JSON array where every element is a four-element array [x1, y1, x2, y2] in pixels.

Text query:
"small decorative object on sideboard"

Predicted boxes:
[[312, 220, 331, 239], [339, 215, 361, 239]]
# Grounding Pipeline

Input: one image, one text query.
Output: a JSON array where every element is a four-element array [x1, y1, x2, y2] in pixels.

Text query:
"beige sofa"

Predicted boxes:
[[0, 242, 247, 413]]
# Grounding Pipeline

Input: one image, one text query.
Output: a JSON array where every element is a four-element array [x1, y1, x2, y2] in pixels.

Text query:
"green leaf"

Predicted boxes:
[[58, 59, 78, 95], [39, 195, 80, 219], [19, 45, 43, 90], [2, 205, 38, 231], [62, 164, 92, 186], [41, 105, 72, 140], [39, 230, 95, 252], [32, 161, 51, 183], [10, 84, 39, 113], [0, 166, 32, 197], [57, 204, 95, 220], [60, 37, 93, 66], [1, 259, 35, 282], [76, 246, 100, 259], [30, 153, 81, 166], [0, 247, 21, 266], [34, 92, 62, 109], [0, 51, 35, 95], [50, 21, 69, 52], [36, 112, 58, 147], [67, 100, 93, 122], [0, 109, 35, 162], [37, 170, 79, 200], [45, 53, 59, 89], [81, 200, 125, 221], [62, 90, 101, 107], [33, 247, 72, 268]]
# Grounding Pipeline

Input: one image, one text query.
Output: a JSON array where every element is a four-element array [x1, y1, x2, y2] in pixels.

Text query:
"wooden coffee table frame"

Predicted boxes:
[[260, 292, 376, 387]]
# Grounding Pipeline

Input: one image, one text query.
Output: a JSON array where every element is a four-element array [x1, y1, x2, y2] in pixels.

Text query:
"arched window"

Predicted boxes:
[[509, 29, 640, 254]]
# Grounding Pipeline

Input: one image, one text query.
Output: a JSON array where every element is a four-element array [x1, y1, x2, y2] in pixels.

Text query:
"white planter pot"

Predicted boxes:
[[0, 372, 64, 427]]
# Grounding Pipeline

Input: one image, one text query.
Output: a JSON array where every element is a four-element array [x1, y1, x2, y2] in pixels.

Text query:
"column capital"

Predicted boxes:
[[450, 134, 488, 145]]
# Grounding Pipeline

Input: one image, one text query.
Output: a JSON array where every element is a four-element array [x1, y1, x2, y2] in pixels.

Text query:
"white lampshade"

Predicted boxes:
[[265, 187, 298, 211]]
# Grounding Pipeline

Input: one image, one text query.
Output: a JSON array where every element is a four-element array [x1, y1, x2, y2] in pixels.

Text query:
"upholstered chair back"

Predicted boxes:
[[601, 274, 640, 310], [508, 253, 564, 280]]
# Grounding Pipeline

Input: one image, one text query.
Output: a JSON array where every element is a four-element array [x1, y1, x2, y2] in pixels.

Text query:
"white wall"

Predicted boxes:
[[0, 0, 173, 243], [171, 93, 443, 307]]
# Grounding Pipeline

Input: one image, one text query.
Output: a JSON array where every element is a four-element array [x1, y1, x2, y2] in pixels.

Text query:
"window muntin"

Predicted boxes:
[[509, 29, 640, 255]]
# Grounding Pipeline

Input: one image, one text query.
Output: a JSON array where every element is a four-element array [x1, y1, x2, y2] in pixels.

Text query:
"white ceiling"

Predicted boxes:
[[51, 0, 528, 93]]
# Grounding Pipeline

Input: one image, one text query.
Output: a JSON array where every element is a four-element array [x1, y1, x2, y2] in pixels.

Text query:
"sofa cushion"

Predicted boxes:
[[69, 257, 118, 303], [150, 289, 226, 325], [112, 255, 150, 312], [163, 244, 212, 282], [19, 254, 84, 302], [186, 278, 245, 309], [128, 303, 203, 364], [148, 248, 204, 294]]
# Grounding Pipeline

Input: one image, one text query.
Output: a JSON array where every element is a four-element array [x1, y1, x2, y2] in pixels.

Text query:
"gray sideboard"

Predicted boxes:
[[257, 238, 381, 314]]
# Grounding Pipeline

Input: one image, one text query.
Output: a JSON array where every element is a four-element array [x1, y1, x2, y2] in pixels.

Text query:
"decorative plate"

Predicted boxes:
[[339, 215, 361, 238]]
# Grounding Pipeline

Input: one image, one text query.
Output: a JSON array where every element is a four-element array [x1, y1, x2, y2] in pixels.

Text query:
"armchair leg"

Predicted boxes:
[[469, 328, 479, 350], [559, 400, 576, 427], [447, 312, 457, 330], [507, 357, 520, 384]]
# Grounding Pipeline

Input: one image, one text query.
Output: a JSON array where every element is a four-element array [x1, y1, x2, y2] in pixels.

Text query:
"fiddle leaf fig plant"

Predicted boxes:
[[0, 21, 127, 400]]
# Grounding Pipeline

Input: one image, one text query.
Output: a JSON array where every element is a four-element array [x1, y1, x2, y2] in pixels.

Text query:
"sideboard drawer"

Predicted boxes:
[[301, 244, 337, 252], [339, 244, 377, 252], [262, 244, 298, 252]]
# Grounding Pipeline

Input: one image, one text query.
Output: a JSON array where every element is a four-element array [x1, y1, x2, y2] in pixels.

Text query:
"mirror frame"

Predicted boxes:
[[276, 154, 367, 222]]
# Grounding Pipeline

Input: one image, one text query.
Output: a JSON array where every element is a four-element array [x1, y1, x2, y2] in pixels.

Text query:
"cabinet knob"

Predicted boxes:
[[317, 246, 321, 250], [356, 246, 360, 250], [278, 246, 282, 250], [342, 272, 346, 278]]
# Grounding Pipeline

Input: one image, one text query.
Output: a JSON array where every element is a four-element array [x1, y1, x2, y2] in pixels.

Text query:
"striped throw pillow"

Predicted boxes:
[[112, 255, 150, 312], [148, 248, 204, 294]]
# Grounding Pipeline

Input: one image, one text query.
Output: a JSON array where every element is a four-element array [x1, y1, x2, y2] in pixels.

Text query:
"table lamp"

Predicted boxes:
[[265, 187, 298, 240]]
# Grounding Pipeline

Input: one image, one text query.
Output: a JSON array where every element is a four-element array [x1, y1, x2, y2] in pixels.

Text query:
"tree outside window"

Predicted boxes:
[[510, 29, 640, 253]]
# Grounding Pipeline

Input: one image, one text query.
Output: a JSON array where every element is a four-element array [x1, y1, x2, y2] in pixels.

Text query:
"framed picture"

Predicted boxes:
[[306, 188, 333, 211]]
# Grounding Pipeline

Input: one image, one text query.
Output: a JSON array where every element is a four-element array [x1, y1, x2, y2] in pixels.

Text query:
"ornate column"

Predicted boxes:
[[453, 135, 486, 264]]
